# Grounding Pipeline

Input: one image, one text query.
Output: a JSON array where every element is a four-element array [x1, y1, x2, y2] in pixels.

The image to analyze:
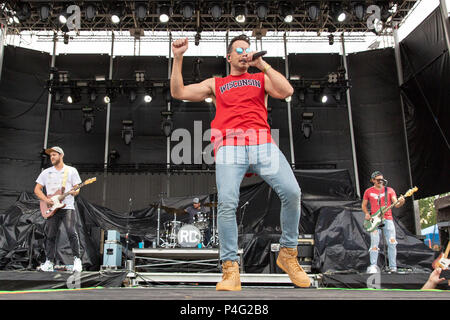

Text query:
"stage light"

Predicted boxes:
[[161, 111, 174, 137], [82, 107, 94, 133], [67, 89, 81, 104], [352, 2, 365, 21], [301, 112, 314, 139], [298, 90, 305, 103], [39, 5, 50, 22], [89, 88, 97, 102], [63, 33, 69, 45], [128, 88, 137, 103], [209, 3, 222, 21], [195, 31, 201, 46], [59, 12, 67, 24], [158, 5, 171, 23], [109, 149, 120, 164], [331, 3, 347, 23], [328, 34, 334, 45], [16, 3, 31, 21], [135, 70, 145, 82], [104, 89, 115, 104], [122, 120, 134, 145], [85, 4, 97, 21], [135, 2, 147, 21], [181, 2, 195, 20], [233, 4, 247, 24], [306, 2, 320, 21], [110, 5, 124, 24], [256, 2, 269, 20], [53, 89, 63, 103], [279, 2, 294, 23], [144, 90, 153, 103]]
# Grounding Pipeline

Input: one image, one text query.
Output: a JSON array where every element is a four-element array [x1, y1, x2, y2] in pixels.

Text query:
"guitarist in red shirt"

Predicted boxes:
[[362, 171, 405, 273], [34, 146, 83, 272]]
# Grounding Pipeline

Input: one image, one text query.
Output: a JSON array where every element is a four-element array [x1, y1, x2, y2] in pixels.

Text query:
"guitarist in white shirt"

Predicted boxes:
[[34, 146, 83, 272], [361, 171, 405, 273]]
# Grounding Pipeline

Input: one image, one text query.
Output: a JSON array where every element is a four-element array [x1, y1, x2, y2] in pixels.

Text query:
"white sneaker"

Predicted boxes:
[[73, 257, 83, 273], [367, 265, 379, 274], [40, 260, 54, 272]]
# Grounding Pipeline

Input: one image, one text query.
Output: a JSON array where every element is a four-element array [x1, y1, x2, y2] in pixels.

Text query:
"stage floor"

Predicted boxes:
[[0, 286, 449, 300]]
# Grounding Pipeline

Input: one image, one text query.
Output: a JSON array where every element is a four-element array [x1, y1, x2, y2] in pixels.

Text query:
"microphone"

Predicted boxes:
[[252, 51, 267, 60], [382, 179, 388, 185]]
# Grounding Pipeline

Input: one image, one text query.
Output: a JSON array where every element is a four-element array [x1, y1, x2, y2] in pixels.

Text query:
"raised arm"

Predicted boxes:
[[246, 53, 294, 99], [170, 38, 215, 102]]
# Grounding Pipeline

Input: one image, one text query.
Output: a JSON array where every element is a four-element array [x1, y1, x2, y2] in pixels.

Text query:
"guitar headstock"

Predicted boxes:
[[404, 186, 418, 198], [84, 177, 97, 185]]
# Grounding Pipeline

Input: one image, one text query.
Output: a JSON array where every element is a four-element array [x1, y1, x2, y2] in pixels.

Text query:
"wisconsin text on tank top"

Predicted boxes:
[[211, 72, 274, 155]]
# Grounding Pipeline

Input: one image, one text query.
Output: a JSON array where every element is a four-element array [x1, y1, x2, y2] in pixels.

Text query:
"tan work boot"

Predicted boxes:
[[216, 261, 242, 291], [276, 247, 311, 288]]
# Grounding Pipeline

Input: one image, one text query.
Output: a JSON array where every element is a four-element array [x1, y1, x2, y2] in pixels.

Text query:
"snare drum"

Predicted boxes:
[[177, 224, 202, 248], [193, 212, 209, 230]]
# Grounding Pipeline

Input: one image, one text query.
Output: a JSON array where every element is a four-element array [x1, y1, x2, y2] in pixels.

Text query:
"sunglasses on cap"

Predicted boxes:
[[235, 47, 251, 54]]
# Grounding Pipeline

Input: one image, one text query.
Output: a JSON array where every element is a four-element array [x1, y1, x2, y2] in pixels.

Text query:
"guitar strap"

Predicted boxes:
[[61, 166, 69, 193]]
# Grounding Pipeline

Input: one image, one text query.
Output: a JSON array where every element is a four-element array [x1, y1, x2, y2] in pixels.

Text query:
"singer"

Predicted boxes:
[[361, 171, 405, 273], [170, 34, 310, 290]]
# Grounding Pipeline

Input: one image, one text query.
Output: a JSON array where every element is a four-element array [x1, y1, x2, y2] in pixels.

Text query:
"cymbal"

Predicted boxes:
[[150, 204, 186, 214], [203, 202, 218, 207]]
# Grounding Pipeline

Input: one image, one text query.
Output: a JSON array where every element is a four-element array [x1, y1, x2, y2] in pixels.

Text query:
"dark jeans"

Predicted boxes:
[[45, 209, 80, 262]]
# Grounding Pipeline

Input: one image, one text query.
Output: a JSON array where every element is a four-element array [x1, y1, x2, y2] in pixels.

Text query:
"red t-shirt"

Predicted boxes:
[[211, 72, 274, 154], [363, 186, 397, 220]]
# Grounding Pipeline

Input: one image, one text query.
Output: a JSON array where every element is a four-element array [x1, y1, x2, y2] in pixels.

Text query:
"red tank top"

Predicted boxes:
[[211, 72, 274, 154]]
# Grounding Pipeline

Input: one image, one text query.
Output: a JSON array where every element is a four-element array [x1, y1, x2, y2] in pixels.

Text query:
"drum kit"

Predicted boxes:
[[151, 202, 219, 249]]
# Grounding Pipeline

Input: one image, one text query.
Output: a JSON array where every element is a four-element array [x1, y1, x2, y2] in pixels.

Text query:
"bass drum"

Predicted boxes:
[[177, 224, 202, 248]]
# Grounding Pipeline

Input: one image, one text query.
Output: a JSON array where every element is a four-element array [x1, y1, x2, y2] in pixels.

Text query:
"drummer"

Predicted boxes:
[[185, 198, 207, 224], [185, 198, 211, 246]]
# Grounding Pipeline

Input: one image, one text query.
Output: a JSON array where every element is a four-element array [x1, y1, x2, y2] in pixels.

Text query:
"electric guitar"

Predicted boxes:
[[40, 177, 96, 219], [363, 186, 418, 232], [432, 241, 450, 270]]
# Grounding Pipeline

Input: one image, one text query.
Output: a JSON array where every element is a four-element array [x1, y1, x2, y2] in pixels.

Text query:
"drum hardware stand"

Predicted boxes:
[[156, 192, 166, 247], [208, 189, 219, 247]]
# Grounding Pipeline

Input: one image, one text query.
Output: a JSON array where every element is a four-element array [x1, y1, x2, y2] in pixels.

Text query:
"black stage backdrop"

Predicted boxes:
[[0, 170, 434, 274], [347, 48, 415, 233], [399, 7, 450, 199]]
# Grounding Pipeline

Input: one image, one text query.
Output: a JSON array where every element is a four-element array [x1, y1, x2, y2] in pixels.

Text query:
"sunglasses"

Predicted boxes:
[[375, 179, 384, 182], [235, 47, 251, 54]]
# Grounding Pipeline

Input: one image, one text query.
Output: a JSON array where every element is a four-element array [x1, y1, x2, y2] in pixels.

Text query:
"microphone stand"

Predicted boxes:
[[125, 198, 132, 267], [377, 181, 389, 272]]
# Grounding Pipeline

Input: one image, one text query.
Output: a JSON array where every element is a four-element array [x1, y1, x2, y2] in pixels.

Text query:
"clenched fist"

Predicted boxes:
[[172, 37, 188, 58]]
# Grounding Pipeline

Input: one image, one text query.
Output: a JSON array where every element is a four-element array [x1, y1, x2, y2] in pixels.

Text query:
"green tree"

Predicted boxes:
[[420, 192, 450, 230]]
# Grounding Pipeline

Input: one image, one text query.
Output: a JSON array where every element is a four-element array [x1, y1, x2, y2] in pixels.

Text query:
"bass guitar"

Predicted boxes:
[[432, 241, 450, 270], [40, 177, 96, 219], [363, 186, 418, 232]]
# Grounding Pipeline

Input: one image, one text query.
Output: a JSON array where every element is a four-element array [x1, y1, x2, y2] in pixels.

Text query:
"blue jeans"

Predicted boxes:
[[215, 143, 301, 262], [369, 219, 397, 270]]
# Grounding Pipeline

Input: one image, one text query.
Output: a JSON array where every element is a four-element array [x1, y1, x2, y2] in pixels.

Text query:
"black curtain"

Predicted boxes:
[[399, 8, 450, 199]]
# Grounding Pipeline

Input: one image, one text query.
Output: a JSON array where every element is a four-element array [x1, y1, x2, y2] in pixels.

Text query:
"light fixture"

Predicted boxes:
[[298, 90, 305, 103], [89, 88, 97, 103], [39, 5, 50, 21], [122, 120, 134, 145], [321, 94, 328, 104], [128, 88, 137, 103], [63, 33, 69, 45], [233, 4, 247, 24], [158, 5, 171, 23], [144, 89, 153, 103], [109, 149, 120, 165], [331, 3, 347, 23], [59, 12, 67, 24], [352, 2, 365, 21], [209, 3, 222, 21], [306, 2, 320, 21], [181, 2, 195, 20], [53, 89, 63, 103], [279, 2, 294, 23], [67, 89, 81, 104], [16, 3, 31, 21], [301, 112, 314, 139], [104, 88, 115, 104], [82, 107, 94, 133], [110, 5, 124, 24], [85, 4, 97, 21], [161, 111, 174, 137], [328, 34, 334, 45], [135, 70, 145, 82], [135, 2, 147, 21], [256, 2, 269, 20]]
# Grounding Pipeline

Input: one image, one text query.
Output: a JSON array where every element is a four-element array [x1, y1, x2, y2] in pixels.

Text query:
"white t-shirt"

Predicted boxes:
[[36, 165, 82, 210]]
